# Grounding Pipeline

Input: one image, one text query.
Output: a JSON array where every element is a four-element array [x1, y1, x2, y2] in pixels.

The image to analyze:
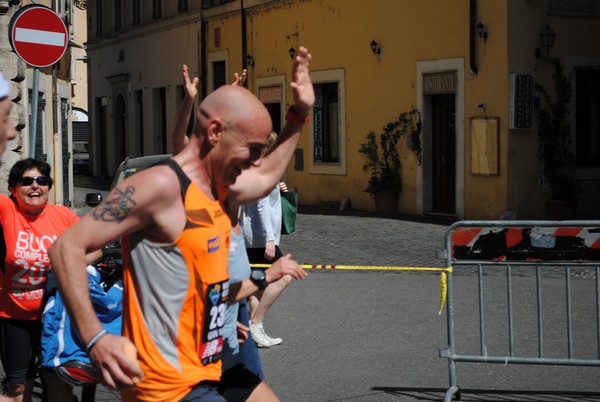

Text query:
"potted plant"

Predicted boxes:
[[535, 58, 579, 219], [359, 108, 422, 214]]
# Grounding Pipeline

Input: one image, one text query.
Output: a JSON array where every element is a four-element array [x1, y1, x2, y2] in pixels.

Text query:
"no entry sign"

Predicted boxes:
[[9, 5, 68, 68]]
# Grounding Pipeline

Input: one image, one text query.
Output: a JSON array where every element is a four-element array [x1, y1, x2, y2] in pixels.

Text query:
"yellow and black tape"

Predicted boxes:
[[250, 263, 452, 315]]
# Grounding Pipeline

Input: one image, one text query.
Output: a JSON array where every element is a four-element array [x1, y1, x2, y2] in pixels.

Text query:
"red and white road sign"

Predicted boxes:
[[9, 5, 68, 68]]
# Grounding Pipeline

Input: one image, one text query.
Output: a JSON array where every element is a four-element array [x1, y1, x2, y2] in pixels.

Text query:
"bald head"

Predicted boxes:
[[189, 85, 273, 189], [195, 85, 272, 137]]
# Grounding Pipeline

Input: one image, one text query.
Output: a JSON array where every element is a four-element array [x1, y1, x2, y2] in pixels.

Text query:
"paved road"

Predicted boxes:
[[4, 183, 599, 401]]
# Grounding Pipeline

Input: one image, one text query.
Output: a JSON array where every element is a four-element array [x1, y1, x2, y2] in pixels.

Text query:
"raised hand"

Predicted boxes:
[[182, 64, 198, 101], [232, 69, 247, 86], [290, 46, 315, 116]]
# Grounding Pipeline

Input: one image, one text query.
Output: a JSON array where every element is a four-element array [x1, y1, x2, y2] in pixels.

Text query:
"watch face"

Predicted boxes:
[[251, 269, 267, 289], [251, 269, 265, 281]]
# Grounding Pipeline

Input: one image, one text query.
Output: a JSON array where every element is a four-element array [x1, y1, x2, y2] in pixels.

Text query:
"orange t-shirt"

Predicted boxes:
[[0, 195, 79, 320]]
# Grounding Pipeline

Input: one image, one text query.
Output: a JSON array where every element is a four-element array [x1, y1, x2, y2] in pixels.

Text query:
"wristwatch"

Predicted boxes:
[[250, 269, 268, 290]]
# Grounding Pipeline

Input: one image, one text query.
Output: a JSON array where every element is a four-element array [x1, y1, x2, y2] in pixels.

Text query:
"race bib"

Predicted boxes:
[[200, 281, 228, 365]]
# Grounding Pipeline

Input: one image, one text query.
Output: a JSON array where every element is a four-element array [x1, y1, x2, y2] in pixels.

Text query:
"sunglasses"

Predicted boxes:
[[17, 176, 51, 186]]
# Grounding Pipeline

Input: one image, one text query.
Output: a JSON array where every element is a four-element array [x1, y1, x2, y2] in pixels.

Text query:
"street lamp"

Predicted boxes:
[[538, 25, 556, 58]]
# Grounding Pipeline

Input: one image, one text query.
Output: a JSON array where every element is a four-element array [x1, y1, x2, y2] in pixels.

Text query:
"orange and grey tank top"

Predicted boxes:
[[120, 159, 231, 402]]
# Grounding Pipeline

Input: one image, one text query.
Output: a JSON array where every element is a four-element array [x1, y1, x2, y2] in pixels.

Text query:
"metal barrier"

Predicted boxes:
[[440, 220, 600, 401]]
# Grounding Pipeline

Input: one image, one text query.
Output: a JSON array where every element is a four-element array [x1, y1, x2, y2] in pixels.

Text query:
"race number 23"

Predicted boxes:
[[200, 282, 227, 365]]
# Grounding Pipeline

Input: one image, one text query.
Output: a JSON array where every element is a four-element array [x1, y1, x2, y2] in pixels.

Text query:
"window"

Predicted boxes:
[[575, 68, 600, 167], [95, 0, 104, 37], [177, 85, 195, 137], [152, 0, 163, 19], [133, 0, 142, 26], [313, 82, 340, 163], [257, 75, 286, 136], [135, 90, 144, 155], [60, 98, 70, 206], [212, 61, 226, 90], [152, 88, 167, 154], [202, 0, 234, 8], [207, 50, 228, 93], [309, 69, 346, 175], [54, 0, 64, 16], [28, 89, 46, 160], [178, 0, 189, 12], [97, 97, 109, 176], [115, 0, 123, 31]]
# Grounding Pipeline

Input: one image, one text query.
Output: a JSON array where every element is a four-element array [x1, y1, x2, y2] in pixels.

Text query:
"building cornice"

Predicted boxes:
[[201, 0, 299, 20], [85, 10, 201, 51]]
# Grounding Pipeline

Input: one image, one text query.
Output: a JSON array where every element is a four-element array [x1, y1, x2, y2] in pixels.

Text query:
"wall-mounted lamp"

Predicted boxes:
[[476, 22, 488, 43], [288, 47, 296, 60], [477, 103, 488, 118], [245, 54, 255, 68], [369, 39, 382, 61], [535, 24, 556, 59]]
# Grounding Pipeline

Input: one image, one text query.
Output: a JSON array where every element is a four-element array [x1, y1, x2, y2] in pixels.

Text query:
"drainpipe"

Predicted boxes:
[[241, 0, 248, 87], [469, 0, 478, 75], [200, 15, 207, 99]]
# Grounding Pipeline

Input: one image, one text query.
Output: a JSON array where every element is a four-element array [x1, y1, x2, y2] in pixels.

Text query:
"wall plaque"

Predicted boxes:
[[547, 0, 598, 17], [258, 85, 281, 104], [509, 74, 534, 129], [423, 71, 457, 95]]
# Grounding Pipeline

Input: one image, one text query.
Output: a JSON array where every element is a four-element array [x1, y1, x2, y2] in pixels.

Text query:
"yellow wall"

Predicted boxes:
[[464, 1, 510, 218], [209, 0, 511, 217], [85, 0, 600, 219]]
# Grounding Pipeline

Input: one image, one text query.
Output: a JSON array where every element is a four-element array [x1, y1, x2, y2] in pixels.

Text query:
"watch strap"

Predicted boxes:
[[250, 269, 268, 290]]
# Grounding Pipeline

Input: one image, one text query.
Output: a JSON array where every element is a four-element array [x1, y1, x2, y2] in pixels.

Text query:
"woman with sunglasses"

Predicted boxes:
[[0, 158, 93, 402]]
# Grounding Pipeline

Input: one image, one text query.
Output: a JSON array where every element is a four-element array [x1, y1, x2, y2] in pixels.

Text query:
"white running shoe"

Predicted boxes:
[[250, 322, 282, 347]]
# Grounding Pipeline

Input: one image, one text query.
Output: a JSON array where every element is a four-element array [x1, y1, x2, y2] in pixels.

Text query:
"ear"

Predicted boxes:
[[206, 118, 224, 146]]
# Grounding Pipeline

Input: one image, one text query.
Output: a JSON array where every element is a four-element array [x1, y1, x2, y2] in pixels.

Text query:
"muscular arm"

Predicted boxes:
[[49, 167, 180, 388], [229, 47, 314, 205]]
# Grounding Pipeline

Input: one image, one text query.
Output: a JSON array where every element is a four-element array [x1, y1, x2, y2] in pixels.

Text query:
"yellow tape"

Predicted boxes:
[[439, 270, 447, 315], [250, 263, 453, 315]]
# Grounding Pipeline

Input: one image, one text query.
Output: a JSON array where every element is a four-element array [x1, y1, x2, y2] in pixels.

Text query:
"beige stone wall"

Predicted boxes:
[[84, 0, 600, 219], [0, 1, 86, 206]]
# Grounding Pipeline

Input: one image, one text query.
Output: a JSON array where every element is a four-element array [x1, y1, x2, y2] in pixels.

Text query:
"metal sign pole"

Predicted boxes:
[[30, 67, 39, 158]]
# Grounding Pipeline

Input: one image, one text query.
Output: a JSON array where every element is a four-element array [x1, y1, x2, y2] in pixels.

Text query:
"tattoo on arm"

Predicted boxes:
[[92, 186, 137, 223]]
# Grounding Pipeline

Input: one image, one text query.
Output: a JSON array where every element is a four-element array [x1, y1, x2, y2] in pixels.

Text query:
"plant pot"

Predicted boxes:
[[373, 191, 399, 215], [545, 199, 577, 220]]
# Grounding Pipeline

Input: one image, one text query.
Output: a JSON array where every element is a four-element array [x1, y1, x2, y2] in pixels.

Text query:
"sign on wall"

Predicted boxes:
[[509, 74, 534, 130], [547, 0, 598, 17], [423, 71, 457, 95], [471, 117, 499, 176], [259, 86, 281, 104]]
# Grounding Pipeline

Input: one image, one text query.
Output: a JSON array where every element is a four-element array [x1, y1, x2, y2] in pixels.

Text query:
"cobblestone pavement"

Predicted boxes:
[[4, 176, 598, 401], [282, 207, 450, 269]]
